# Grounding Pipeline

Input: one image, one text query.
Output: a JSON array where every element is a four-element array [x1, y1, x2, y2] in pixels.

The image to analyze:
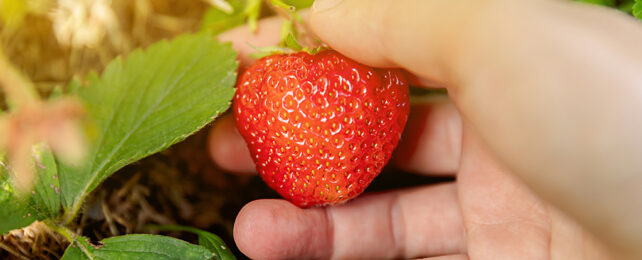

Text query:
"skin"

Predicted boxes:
[[209, 0, 642, 258]]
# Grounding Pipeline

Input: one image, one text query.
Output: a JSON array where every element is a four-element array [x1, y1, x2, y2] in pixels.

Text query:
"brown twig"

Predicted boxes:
[[0, 241, 30, 260], [101, 192, 120, 236]]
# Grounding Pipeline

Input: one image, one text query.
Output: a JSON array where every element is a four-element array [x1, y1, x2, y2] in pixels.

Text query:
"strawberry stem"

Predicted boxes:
[[244, 0, 262, 32], [280, 19, 295, 44], [269, 0, 296, 14], [245, 0, 323, 56]]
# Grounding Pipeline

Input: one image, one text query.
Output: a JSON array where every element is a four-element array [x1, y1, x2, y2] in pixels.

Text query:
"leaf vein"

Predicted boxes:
[[76, 44, 207, 207]]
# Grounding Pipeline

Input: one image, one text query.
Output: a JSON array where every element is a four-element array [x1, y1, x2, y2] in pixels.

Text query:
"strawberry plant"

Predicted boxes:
[[0, 34, 238, 259]]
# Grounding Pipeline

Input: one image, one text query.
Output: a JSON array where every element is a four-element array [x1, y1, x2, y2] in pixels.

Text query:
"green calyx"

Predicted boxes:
[[246, 0, 323, 58], [248, 33, 324, 59]]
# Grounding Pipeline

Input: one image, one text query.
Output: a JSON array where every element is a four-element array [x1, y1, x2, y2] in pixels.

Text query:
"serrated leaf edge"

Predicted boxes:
[[62, 36, 237, 223]]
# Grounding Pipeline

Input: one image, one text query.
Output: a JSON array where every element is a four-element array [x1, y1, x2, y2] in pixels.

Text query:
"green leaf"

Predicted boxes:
[[0, 172, 38, 234], [574, 0, 616, 6], [618, 0, 635, 13], [0, 144, 60, 234], [61, 234, 213, 260], [198, 233, 235, 260], [58, 34, 238, 222], [28, 143, 61, 218], [284, 33, 303, 51], [148, 225, 235, 260], [634, 0, 642, 19], [0, 199, 38, 234]]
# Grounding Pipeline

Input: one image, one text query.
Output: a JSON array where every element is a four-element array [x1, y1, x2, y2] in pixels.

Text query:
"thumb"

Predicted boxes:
[[309, 0, 488, 85]]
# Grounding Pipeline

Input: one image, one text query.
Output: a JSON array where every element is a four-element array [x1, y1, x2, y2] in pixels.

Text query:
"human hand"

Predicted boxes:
[[209, 0, 642, 258], [212, 109, 612, 259]]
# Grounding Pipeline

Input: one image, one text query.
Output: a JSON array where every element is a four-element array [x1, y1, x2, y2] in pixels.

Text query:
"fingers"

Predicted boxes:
[[233, 199, 331, 259], [234, 183, 466, 259], [448, 2, 642, 255], [393, 100, 462, 175], [208, 114, 256, 174], [457, 127, 551, 259]]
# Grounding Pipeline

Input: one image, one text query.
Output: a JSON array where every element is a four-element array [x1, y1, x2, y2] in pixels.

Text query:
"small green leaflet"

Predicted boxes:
[[634, 0, 642, 19], [0, 144, 60, 234], [61, 234, 213, 260], [284, 33, 303, 51], [58, 34, 238, 222], [200, 0, 246, 35], [148, 225, 236, 260]]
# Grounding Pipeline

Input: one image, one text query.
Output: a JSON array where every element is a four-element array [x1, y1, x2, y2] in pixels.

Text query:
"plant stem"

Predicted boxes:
[[43, 220, 76, 243], [45, 220, 95, 259], [267, 0, 295, 19], [63, 199, 83, 225], [265, 0, 316, 50], [243, 0, 262, 32], [0, 47, 41, 110]]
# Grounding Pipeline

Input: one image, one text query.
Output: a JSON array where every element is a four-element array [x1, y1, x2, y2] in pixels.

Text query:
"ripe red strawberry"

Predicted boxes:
[[233, 50, 409, 207]]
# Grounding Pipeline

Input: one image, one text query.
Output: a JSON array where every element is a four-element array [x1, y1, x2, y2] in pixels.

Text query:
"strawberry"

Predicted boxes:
[[233, 50, 409, 207]]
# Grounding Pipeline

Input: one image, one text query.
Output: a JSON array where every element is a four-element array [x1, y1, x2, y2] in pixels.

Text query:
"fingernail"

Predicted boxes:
[[312, 0, 344, 12]]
